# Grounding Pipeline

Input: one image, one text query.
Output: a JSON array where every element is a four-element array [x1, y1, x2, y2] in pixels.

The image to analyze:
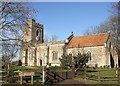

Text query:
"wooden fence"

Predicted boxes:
[[0, 70, 20, 83], [76, 68, 120, 84], [0, 70, 42, 84], [46, 70, 75, 83], [0, 69, 75, 84]]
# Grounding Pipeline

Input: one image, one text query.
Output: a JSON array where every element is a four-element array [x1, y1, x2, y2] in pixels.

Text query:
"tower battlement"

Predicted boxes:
[[23, 19, 44, 45]]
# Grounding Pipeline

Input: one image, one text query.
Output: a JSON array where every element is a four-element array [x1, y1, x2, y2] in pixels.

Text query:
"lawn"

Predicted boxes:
[[0, 65, 43, 83], [1, 65, 73, 84], [77, 68, 119, 84], [12, 65, 42, 71]]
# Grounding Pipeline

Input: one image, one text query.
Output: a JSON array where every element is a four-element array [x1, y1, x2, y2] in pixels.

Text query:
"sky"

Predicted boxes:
[[29, 2, 114, 41]]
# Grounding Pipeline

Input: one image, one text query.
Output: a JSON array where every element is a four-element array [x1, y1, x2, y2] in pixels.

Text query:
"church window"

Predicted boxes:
[[52, 51, 58, 61], [36, 29, 39, 36], [36, 29, 41, 42], [87, 51, 91, 61]]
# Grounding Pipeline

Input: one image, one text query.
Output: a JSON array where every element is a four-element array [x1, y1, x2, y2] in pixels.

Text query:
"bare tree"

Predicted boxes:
[[0, 2, 37, 82], [0, 2, 36, 40], [44, 34, 49, 43], [44, 34, 58, 42], [84, 3, 120, 50], [84, 26, 99, 35], [0, 2, 37, 60], [50, 35, 58, 42], [2, 41, 19, 82]]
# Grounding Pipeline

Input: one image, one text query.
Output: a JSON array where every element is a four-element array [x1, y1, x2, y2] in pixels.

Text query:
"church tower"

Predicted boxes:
[[23, 19, 44, 45], [20, 19, 44, 66]]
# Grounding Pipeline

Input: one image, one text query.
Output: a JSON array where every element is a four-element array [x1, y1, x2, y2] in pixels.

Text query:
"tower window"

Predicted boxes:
[[36, 29, 41, 42], [36, 29, 39, 36]]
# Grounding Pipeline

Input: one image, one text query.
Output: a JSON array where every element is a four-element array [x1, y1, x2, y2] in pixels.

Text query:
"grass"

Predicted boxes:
[[1, 65, 43, 83], [86, 68, 117, 78], [75, 76, 118, 84], [46, 66, 72, 72], [13, 65, 30, 71], [1, 65, 71, 72], [49, 69, 72, 72], [77, 68, 119, 84], [12, 65, 41, 71]]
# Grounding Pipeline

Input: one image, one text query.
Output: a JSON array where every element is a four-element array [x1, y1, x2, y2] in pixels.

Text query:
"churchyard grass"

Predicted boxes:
[[78, 68, 119, 84]]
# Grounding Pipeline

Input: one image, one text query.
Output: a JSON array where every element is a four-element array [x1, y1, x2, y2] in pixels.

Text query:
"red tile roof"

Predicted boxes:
[[68, 33, 109, 48]]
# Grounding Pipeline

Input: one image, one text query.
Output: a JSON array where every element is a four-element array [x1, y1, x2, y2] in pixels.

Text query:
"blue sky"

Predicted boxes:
[[30, 2, 113, 41]]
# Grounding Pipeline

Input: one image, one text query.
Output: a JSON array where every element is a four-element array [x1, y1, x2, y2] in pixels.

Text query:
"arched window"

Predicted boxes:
[[36, 29, 41, 42], [36, 29, 39, 36], [87, 51, 91, 61], [52, 51, 58, 61]]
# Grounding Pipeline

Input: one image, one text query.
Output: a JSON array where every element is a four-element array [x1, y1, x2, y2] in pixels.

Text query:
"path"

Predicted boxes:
[[53, 77, 86, 85]]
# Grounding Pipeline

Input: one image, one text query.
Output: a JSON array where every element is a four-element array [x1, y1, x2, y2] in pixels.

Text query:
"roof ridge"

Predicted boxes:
[[74, 33, 108, 38]]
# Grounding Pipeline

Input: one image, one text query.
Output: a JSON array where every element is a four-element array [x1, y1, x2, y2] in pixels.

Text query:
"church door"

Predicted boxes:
[[40, 59, 42, 66], [110, 53, 114, 68]]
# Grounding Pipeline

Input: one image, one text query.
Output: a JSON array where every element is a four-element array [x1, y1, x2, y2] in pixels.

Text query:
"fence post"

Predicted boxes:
[[18, 70, 20, 83], [84, 68, 86, 81], [20, 76, 22, 85], [54, 73, 56, 80], [118, 68, 120, 85], [116, 69, 118, 78], [72, 67, 75, 77], [31, 76, 33, 84], [98, 70, 100, 83], [66, 72, 68, 79]]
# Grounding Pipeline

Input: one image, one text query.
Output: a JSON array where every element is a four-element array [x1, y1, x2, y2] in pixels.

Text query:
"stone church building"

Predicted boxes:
[[20, 19, 118, 68]]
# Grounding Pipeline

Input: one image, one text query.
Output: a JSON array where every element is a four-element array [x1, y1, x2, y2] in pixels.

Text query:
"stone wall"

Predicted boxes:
[[23, 24, 32, 43], [36, 42, 65, 66], [48, 43, 65, 66], [21, 42, 118, 67], [67, 46, 108, 67]]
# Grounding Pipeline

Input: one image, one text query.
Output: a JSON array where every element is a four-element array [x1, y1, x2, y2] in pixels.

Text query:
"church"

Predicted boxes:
[[20, 19, 118, 68]]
